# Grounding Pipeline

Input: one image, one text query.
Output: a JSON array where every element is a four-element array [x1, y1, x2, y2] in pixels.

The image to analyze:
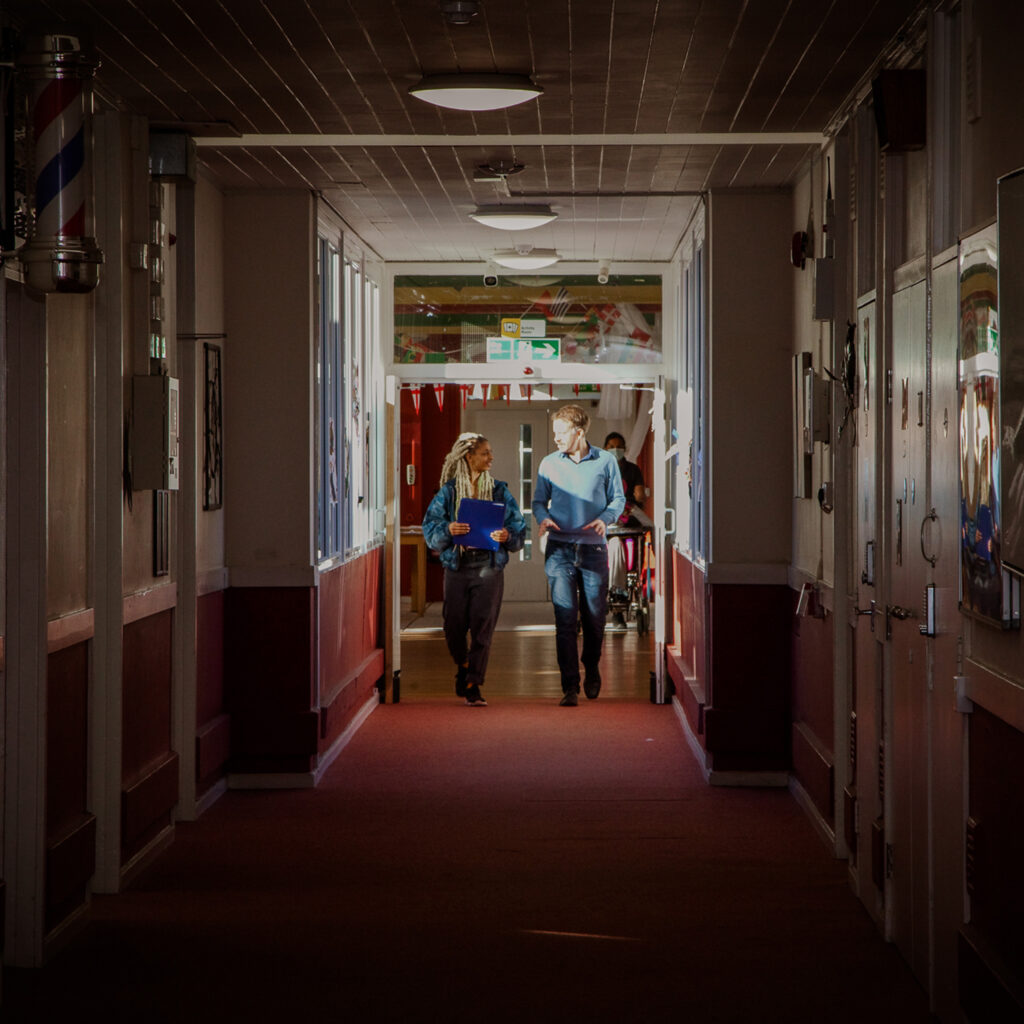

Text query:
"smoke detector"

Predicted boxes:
[[441, 1, 480, 25]]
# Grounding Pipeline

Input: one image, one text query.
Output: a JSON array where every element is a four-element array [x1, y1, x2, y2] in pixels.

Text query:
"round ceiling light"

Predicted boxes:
[[491, 247, 560, 270], [470, 204, 557, 231], [409, 73, 543, 112]]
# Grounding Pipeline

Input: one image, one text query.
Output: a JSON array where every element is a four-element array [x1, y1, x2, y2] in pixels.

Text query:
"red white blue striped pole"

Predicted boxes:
[[17, 34, 103, 293]]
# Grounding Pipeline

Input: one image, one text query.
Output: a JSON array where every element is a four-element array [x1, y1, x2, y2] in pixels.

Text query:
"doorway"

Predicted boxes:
[[392, 378, 665, 702]]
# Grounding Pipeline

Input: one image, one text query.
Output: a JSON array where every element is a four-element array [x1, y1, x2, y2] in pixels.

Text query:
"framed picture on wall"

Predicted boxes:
[[204, 343, 223, 511], [998, 169, 1024, 580]]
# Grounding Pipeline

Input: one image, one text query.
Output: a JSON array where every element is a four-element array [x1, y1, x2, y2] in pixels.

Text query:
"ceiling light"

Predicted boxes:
[[470, 204, 557, 231], [409, 73, 542, 112], [491, 246, 560, 270]]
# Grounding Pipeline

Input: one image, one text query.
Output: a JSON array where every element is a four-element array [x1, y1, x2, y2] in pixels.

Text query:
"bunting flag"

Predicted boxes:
[[524, 383, 533, 402], [503, 385, 511, 405], [433, 383, 445, 411], [549, 286, 570, 320], [548, 384, 554, 399], [409, 384, 421, 415], [460, 384, 469, 409]]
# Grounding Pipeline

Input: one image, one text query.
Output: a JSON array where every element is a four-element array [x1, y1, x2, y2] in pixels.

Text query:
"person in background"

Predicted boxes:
[[423, 432, 526, 706], [604, 431, 645, 507], [532, 405, 625, 706], [604, 431, 652, 631]]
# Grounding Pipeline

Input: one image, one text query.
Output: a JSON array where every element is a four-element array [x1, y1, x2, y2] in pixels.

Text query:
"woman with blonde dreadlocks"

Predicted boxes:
[[422, 432, 526, 705]]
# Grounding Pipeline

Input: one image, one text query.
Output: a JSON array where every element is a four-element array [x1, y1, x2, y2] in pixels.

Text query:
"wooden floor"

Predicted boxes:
[[399, 599, 653, 701]]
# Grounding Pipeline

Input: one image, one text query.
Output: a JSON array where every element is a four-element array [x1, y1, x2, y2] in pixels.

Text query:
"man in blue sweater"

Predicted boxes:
[[532, 405, 625, 705]]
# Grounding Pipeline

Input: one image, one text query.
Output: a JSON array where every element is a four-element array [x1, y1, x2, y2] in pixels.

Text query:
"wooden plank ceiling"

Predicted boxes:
[[5, 0, 924, 264]]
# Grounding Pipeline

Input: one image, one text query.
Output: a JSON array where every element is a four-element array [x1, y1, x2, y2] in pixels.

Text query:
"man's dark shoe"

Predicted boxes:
[[584, 670, 602, 700], [465, 687, 488, 707], [559, 690, 579, 707]]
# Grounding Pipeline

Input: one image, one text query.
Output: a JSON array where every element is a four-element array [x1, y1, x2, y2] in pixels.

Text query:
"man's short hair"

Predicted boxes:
[[553, 404, 590, 433], [604, 431, 625, 447]]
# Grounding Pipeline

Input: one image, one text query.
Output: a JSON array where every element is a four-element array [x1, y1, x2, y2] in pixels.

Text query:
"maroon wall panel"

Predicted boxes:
[[46, 641, 93, 928], [672, 550, 707, 687], [668, 549, 708, 745], [704, 582, 791, 771], [225, 586, 317, 772], [790, 596, 835, 748], [965, 707, 1024, 992], [122, 610, 177, 863], [122, 609, 174, 786], [318, 548, 384, 751], [790, 599, 835, 819], [196, 589, 225, 724], [47, 642, 90, 838], [196, 590, 228, 793], [121, 752, 179, 860]]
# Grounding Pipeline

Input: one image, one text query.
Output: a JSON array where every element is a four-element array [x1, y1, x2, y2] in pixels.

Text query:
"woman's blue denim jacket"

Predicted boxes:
[[422, 478, 527, 570]]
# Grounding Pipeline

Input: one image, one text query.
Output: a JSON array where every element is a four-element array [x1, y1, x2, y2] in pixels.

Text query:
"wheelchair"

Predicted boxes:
[[606, 521, 653, 636]]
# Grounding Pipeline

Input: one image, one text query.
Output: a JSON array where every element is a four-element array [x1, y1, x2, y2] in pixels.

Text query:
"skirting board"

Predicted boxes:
[[789, 774, 838, 853], [41, 896, 93, 965], [119, 823, 175, 891], [227, 693, 379, 791], [194, 776, 229, 819], [672, 695, 790, 788]]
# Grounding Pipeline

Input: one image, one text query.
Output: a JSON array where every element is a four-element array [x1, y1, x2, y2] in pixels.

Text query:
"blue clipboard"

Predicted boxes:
[[457, 498, 505, 551]]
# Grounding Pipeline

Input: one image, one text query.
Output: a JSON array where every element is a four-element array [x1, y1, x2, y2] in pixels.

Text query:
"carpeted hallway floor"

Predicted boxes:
[[2, 627, 932, 1023]]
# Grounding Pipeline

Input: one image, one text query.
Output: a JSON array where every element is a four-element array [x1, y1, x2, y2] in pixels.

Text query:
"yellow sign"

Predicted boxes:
[[500, 318, 521, 338]]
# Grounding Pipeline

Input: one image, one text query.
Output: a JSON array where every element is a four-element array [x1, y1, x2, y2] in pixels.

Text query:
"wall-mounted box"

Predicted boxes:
[[132, 375, 179, 490]]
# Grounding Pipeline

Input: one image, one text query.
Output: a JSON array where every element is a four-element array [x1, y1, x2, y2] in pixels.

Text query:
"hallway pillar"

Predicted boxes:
[[3, 281, 48, 966]]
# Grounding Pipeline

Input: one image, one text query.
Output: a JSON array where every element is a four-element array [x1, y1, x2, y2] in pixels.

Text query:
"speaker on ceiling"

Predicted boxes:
[[871, 69, 926, 152]]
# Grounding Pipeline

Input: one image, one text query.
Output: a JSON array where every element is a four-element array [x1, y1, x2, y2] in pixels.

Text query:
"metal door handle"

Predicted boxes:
[[920, 508, 939, 567], [854, 599, 877, 631]]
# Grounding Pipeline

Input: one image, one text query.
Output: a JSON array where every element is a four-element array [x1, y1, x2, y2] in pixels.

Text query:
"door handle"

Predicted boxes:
[[885, 603, 918, 639], [920, 508, 939, 567], [854, 599, 877, 632]]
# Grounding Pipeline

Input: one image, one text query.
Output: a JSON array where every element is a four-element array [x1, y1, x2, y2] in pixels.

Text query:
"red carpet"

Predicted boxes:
[[3, 698, 931, 1022]]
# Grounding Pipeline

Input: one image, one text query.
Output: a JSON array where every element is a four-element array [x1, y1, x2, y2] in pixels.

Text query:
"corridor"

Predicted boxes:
[[4, 630, 930, 1024]]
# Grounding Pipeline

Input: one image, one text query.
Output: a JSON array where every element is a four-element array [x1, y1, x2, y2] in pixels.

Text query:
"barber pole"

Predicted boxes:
[[17, 35, 103, 293]]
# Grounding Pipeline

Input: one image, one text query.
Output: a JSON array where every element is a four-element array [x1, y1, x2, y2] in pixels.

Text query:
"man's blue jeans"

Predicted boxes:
[[544, 539, 609, 693]]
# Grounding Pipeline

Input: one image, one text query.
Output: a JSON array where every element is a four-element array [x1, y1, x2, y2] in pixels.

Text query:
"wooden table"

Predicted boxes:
[[399, 528, 426, 614]]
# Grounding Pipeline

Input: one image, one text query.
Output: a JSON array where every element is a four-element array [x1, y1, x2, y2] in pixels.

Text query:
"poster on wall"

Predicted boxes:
[[959, 224, 1003, 622], [997, 169, 1024, 576]]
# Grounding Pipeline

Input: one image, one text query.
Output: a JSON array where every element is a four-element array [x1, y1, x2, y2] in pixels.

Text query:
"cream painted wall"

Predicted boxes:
[[963, 0, 1024, 232], [123, 181, 177, 592], [195, 171, 226, 576], [789, 164, 833, 582], [223, 189, 315, 574], [708, 190, 793, 568], [47, 292, 90, 616]]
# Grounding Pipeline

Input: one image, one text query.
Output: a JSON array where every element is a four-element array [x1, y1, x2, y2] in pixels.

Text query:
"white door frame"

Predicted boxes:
[[385, 365, 670, 701]]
